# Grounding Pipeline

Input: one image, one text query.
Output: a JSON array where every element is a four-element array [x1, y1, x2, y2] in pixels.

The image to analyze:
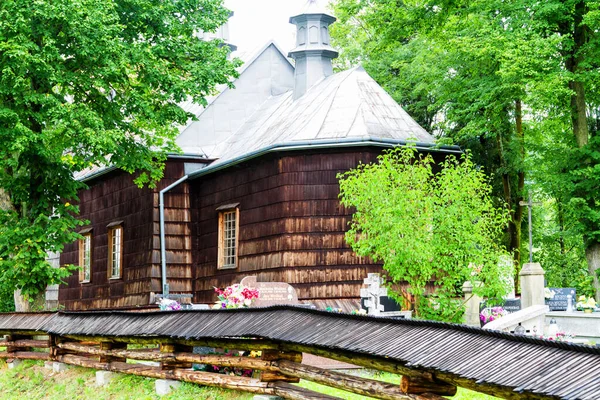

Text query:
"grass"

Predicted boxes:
[[0, 359, 251, 400], [298, 370, 500, 399], [0, 359, 499, 399]]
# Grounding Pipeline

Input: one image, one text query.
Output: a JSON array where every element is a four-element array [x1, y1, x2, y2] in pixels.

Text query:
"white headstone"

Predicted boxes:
[[360, 273, 387, 316]]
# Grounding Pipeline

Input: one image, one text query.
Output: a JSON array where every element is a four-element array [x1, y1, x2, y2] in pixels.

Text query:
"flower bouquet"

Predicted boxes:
[[576, 295, 597, 313], [544, 287, 556, 300], [158, 298, 182, 311], [480, 306, 508, 325], [213, 284, 259, 309]]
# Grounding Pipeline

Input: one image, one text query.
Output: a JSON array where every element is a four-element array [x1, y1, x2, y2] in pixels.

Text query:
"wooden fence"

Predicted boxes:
[[0, 307, 598, 399], [0, 332, 455, 400]]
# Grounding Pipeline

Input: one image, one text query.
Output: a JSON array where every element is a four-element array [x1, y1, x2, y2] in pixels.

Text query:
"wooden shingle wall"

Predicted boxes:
[[149, 160, 206, 296], [191, 148, 386, 303], [59, 169, 155, 310], [59, 159, 205, 310]]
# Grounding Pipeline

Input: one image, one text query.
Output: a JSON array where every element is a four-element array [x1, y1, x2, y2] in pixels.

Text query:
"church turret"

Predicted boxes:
[[197, 12, 237, 53], [288, 0, 339, 100]]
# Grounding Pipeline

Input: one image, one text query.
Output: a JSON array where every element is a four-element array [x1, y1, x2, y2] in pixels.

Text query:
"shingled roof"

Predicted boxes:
[[0, 306, 598, 399]]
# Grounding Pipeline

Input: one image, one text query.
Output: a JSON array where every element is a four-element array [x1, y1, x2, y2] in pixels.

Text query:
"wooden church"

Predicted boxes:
[[57, 1, 459, 310]]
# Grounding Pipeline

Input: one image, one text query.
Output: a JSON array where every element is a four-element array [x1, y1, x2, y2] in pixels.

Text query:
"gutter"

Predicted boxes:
[[77, 153, 208, 183], [188, 137, 462, 180], [159, 175, 189, 298]]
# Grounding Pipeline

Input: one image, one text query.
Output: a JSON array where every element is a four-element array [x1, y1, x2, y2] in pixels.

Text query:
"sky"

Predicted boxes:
[[224, 0, 333, 54]]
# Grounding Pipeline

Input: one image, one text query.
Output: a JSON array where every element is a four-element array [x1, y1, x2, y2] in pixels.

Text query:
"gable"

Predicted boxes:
[[176, 43, 295, 158]]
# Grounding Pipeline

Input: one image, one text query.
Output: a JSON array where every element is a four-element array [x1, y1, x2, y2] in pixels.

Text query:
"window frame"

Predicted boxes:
[[78, 232, 92, 283], [217, 207, 239, 270], [107, 224, 124, 280]]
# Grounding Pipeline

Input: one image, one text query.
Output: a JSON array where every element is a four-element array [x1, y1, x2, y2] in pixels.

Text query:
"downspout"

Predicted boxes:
[[159, 175, 189, 298]]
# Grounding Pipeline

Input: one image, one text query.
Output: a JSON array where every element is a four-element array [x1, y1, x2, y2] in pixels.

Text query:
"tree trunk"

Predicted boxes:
[[496, 110, 524, 291], [563, 1, 596, 297], [571, 81, 589, 147], [586, 242, 600, 302], [569, 0, 589, 148], [13, 289, 45, 313], [13, 290, 30, 313], [513, 99, 525, 275]]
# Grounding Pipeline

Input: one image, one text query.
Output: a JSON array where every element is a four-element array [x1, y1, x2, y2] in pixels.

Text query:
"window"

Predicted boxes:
[[79, 233, 92, 283], [108, 223, 123, 279], [217, 205, 239, 269]]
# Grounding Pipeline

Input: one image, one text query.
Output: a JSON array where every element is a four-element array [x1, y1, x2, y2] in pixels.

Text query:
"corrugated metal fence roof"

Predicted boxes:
[[0, 306, 597, 399]]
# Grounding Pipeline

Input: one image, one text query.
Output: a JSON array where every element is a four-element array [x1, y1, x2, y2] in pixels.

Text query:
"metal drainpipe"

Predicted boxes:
[[159, 175, 189, 298]]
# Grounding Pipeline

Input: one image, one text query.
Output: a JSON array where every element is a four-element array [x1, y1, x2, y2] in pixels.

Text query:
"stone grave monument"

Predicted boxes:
[[360, 273, 387, 315], [240, 276, 299, 307], [360, 273, 411, 319]]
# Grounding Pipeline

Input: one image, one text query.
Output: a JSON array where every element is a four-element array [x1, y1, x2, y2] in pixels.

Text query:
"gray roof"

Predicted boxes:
[[210, 66, 437, 166], [2, 307, 600, 399], [177, 40, 294, 134]]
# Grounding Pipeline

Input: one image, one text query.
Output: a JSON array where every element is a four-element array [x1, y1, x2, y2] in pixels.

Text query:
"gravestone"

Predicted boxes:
[[479, 298, 522, 314], [359, 273, 388, 316], [240, 276, 299, 307], [503, 298, 522, 313], [360, 296, 401, 313], [546, 288, 576, 311]]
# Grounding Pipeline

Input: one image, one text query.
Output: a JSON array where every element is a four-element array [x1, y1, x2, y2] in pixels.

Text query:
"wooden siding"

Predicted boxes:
[[59, 169, 155, 310], [191, 149, 386, 303], [59, 159, 206, 310]]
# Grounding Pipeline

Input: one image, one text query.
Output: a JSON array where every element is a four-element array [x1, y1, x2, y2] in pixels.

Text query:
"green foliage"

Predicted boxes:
[[0, 285, 14, 313], [570, 136, 600, 245], [331, 0, 600, 294], [338, 147, 511, 321], [0, 0, 240, 298], [531, 199, 594, 296]]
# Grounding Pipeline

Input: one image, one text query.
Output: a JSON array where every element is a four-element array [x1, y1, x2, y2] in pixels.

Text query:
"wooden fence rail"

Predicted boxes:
[[0, 307, 593, 399], [0, 331, 451, 400]]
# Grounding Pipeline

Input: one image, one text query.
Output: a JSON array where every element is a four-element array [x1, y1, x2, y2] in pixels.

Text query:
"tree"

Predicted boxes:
[[338, 147, 512, 322], [0, 0, 240, 305], [331, 0, 600, 298], [330, 0, 539, 280]]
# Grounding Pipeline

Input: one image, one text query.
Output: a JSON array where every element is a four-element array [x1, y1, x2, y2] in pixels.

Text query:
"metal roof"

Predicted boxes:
[[199, 66, 452, 175], [1, 307, 598, 399], [177, 40, 293, 132], [76, 52, 458, 183]]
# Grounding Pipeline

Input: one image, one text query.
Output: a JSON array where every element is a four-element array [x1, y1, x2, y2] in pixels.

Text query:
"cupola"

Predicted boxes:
[[288, 0, 339, 100]]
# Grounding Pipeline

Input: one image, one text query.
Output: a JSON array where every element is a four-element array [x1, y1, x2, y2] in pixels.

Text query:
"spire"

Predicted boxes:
[[288, 0, 339, 100]]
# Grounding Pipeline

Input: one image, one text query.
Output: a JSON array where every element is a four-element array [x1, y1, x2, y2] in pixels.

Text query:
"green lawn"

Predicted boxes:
[[0, 360, 250, 400], [0, 359, 498, 400], [298, 371, 500, 400]]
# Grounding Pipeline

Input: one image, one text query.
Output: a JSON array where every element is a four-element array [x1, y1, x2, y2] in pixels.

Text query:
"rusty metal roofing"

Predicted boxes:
[[0, 306, 598, 399]]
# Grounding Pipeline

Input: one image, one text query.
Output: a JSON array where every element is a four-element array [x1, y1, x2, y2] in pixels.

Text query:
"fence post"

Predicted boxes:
[[519, 263, 545, 308], [462, 281, 482, 327], [260, 350, 302, 383], [99, 341, 127, 363], [160, 343, 192, 369]]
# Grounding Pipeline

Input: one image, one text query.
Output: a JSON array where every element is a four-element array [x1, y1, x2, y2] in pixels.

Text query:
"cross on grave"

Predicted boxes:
[[360, 273, 387, 315], [519, 193, 542, 263]]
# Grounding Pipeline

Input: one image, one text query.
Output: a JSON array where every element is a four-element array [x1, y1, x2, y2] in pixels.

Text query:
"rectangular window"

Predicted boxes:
[[218, 208, 239, 269], [79, 233, 92, 283], [108, 226, 123, 279]]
